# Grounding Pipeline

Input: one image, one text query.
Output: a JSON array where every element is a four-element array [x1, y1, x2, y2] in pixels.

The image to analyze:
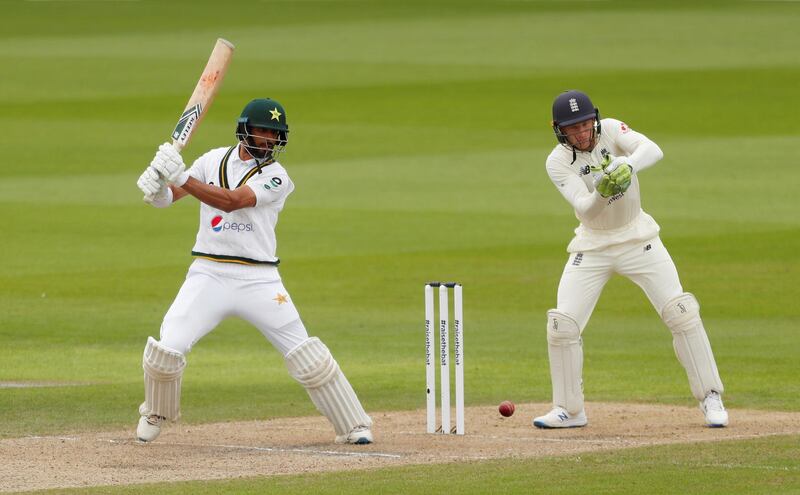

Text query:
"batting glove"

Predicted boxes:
[[145, 180, 171, 206], [137, 167, 163, 197], [138, 167, 171, 204], [152, 142, 189, 187]]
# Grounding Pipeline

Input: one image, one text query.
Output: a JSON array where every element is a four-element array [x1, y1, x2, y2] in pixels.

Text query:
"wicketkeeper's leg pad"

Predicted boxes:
[[141, 337, 186, 421], [661, 293, 724, 401], [285, 337, 372, 436], [546, 310, 584, 415]]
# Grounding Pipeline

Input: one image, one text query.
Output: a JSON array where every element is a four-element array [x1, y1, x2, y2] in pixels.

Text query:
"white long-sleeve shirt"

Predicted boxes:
[[545, 118, 664, 253]]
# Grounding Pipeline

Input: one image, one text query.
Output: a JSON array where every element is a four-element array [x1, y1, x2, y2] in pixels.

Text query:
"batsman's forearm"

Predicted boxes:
[[179, 177, 242, 212]]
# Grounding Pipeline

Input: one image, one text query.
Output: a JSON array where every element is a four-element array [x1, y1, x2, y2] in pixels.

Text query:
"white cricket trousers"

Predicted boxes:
[[557, 236, 683, 330], [158, 258, 309, 356]]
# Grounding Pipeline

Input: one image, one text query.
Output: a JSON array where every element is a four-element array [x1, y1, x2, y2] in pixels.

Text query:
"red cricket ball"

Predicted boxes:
[[499, 400, 515, 417]]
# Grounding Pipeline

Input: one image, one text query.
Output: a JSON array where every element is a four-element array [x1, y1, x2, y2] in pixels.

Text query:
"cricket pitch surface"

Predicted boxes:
[[3, 402, 799, 492]]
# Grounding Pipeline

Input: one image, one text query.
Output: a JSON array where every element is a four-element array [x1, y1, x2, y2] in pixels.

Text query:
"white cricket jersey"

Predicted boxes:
[[545, 118, 664, 253], [186, 144, 294, 265]]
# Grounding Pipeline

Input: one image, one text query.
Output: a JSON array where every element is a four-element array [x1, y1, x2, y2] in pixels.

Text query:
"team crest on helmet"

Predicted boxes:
[[269, 108, 282, 121], [569, 98, 579, 112]]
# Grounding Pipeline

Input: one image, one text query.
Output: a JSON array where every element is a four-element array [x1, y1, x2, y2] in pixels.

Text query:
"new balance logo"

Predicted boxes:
[[644, 244, 652, 252], [569, 98, 579, 112], [572, 253, 583, 266], [557, 412, 569, 421]]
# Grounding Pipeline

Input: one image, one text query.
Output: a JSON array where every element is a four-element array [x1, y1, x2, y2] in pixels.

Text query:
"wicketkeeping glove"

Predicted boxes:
[[595, 153, 613, 173], [590, 154, 619, 198], [594, 173, 620, 198], [605, 157, 633, 193], [151, 142, 189, 187]]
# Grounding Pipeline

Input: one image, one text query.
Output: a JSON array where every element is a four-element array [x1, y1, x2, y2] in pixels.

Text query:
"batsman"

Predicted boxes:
[[533, 90, 728, 429], [134, 98, 373, 444]]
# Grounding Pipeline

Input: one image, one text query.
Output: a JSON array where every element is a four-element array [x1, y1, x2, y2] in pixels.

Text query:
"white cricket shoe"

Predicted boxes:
[[533, 406, 588, 429], [700, 391, 728, 427], [335, 425, 373, 445], [136, 414, 164, 442]]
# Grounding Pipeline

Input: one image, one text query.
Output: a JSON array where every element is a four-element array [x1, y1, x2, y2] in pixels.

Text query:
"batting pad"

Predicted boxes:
[[546, 310, 584, 415], [661, 293, 724, 401], [141, 337, 187, 420], [285, 337, 372, 436]]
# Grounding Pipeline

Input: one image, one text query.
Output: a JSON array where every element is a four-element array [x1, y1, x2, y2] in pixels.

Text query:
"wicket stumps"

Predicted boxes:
[[425, 282, 464, 435]]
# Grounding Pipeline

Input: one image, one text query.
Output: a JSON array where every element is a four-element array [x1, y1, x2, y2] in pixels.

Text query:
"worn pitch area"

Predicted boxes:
[[2, 402, 799, 493]]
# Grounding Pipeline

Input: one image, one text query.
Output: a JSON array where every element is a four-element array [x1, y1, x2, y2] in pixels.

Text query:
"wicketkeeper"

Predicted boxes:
[[533, 90, 728, 429], [134, 98, 373, 444]]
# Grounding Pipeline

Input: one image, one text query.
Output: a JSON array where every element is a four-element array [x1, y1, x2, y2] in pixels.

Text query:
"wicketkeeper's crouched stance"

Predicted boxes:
[[533, 90, 727, 429], [134, 99, 372, 444]]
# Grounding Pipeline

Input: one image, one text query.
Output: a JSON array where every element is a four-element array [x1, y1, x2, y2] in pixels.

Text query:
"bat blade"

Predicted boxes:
[[171, 38, 235, 152]]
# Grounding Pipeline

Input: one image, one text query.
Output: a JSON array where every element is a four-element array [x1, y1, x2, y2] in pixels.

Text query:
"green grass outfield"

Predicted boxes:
[[2, 0, 799, 493]]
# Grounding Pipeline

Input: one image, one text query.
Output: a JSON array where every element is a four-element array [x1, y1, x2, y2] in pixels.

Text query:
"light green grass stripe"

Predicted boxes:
[[4, 3, 799, 71], [2, 134, 799, 224]]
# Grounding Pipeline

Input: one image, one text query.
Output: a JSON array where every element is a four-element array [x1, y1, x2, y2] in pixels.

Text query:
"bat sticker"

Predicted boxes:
[[172, 104, 203, 145]]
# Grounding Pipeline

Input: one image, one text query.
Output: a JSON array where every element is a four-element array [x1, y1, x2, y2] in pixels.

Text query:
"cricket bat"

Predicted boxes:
[[170, 38, 235, 152]]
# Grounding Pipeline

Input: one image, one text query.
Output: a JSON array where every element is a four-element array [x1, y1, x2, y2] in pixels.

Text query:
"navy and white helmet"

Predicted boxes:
[[551, 90, 601, 147]]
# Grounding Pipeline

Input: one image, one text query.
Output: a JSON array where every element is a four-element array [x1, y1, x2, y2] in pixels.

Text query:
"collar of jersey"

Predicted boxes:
[[218, 144, 275, 190]]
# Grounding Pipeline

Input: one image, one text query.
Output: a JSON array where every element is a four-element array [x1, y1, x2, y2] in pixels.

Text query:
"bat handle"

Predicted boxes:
[[171, 140, 185, 153]]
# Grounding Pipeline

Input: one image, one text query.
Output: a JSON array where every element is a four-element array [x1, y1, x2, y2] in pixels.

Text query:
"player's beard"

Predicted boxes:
[[243, 138, 273, 162]]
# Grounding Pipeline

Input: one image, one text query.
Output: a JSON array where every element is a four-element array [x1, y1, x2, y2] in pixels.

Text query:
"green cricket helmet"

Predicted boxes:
[[235, 98, 289, 162]]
